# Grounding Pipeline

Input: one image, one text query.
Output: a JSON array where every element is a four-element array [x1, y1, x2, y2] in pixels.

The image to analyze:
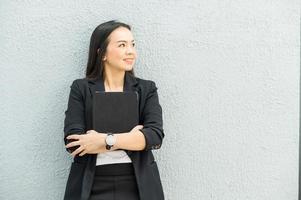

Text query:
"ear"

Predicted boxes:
[[97, 48, 106, 61]]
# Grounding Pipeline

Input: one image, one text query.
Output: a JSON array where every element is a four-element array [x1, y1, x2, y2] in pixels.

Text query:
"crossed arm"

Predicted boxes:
[[65, 125, 146, 157], [64, 80, 164, 157]]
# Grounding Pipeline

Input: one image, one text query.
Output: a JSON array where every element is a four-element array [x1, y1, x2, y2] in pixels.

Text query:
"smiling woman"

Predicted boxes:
[[98, 26, 137, 76], [63, 20, 165, 200]]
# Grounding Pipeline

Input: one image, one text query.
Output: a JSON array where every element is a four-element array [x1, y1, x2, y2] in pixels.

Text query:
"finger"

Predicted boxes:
[[71, 147, 83, 157], [65, 140, 81, 148], [130, 125, 143, 133], [135, 125, 143, 130], [71, 146, 84, 157], [79, 150, 87, 156], [67, 134, 82, 140]]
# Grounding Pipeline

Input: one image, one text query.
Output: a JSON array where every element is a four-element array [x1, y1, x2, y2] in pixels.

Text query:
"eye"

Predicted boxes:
[[132, 43, 135, 47], [119, 43, 126, 47]]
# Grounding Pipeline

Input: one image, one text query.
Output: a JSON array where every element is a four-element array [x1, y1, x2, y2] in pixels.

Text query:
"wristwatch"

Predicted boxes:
[[105, 133, 116, 150]]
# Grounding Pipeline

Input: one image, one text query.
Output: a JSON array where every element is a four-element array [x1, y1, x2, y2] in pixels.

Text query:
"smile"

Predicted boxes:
[[123, 59, 134, 64]]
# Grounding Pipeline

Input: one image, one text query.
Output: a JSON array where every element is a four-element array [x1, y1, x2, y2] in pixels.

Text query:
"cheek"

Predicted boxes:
[[107, 49, 123, 61]]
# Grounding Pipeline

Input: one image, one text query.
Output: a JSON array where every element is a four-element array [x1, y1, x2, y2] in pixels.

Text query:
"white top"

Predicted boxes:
[[96, 150, 132, 165]]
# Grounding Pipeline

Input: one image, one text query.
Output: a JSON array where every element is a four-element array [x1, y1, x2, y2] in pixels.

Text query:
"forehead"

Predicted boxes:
[[108, 27, 134, 42]]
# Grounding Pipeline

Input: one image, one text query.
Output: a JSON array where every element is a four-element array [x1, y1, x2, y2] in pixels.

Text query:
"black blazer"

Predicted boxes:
[[63, 72, 165, 200]]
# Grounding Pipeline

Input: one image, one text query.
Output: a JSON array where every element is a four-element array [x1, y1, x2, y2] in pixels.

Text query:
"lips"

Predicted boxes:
[[123, 58, 134, 64]]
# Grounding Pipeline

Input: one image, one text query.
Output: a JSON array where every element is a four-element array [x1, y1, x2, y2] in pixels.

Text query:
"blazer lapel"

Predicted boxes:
[[124, 71, 138, 91]]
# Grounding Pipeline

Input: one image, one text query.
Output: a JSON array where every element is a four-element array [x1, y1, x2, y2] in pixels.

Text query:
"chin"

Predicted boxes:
[[124, 65, 133, 71]]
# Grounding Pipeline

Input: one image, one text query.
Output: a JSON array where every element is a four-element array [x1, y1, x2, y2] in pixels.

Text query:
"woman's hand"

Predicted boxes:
[[65, 130, 107, 157], [130, 125, 144, 133]]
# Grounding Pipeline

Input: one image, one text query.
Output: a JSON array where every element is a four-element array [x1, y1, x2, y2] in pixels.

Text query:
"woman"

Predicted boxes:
[[63, 20, 165, 200]]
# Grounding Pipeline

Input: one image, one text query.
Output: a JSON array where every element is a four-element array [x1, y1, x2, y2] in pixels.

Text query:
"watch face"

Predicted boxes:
[[106, 135, 115, 146]]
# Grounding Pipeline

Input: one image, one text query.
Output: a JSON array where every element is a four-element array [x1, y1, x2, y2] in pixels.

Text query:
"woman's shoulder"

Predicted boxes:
[[134, 77, 160, 96], [68, 78, 88, 88], [135, 76, 158, 91], [67, 78, 90, 94], [136, 76, 152, 84]]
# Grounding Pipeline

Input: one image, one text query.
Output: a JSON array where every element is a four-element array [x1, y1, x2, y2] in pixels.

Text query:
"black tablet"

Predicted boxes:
[[92, 91, 139, 134]]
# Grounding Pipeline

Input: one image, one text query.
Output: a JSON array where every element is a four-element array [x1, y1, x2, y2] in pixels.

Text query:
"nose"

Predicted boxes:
[[126, 45, 135, 55]]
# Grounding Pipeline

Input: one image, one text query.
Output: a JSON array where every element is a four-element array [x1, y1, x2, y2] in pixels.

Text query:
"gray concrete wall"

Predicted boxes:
[[1, 1, 299, 199]]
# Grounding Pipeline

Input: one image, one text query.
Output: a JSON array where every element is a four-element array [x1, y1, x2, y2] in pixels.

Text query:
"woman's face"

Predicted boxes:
[[103, 27, 137, 72]]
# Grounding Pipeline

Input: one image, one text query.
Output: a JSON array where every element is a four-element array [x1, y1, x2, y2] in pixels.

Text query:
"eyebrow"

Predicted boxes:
[[116, 40, 135, 43]]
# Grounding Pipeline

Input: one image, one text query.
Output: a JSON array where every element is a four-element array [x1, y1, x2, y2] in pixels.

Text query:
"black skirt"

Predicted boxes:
[[88, 163, 140, 200]]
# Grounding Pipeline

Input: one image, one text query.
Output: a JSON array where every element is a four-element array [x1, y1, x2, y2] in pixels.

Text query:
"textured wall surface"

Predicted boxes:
[[0, 1, 299, 200]]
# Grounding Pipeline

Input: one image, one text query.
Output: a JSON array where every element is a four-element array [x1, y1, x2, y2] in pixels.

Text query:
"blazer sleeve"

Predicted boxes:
[[63, 79, 86, 152], [140, 81, 165, 151]]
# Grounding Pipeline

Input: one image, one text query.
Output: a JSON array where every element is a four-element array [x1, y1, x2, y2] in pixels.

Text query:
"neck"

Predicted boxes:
[[103, 68, 125, 91]]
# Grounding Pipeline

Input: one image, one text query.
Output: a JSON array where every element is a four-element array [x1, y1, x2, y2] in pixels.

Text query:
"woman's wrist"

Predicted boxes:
[[97, 133, 108, 151]]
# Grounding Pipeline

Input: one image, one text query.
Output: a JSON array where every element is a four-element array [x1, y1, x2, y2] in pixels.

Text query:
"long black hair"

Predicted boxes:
[[85, 20, 135, 80]]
